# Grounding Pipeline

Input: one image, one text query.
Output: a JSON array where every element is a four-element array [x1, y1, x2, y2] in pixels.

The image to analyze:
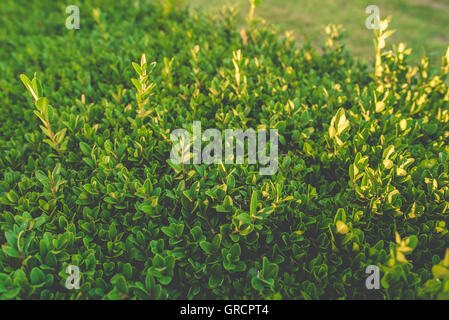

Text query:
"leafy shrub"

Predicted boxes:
[[0, 0, 448, 300]]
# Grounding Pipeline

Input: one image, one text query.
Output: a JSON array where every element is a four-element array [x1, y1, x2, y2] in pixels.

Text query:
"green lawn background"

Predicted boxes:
[[187, 0, 449, 65]]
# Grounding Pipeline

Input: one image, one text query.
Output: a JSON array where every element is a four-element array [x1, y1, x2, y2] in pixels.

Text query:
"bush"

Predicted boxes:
[[0, 0, 448, 299]]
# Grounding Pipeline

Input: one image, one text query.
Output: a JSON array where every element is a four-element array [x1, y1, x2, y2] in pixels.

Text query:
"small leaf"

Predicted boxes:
[[336, 221, 349, 234], [250, 190, 257, 217], [30, 267, 45, 285]]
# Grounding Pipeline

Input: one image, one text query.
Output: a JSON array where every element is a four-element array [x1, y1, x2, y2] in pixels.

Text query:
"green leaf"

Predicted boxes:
[[30, 267, 45, 285], [20, 74, 38, 100], [132, 62, 142, 76], [113, 275, 128, 295], [35, 97, 49, 112], [200, 241, 212, 255], [80, 141, 91, 156], [250, 190, 257, 217], [230, 243, 241, 258]]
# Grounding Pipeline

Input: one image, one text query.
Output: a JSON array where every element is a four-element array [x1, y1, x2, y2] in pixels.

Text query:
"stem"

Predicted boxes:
[[42, 117, 62, 156]]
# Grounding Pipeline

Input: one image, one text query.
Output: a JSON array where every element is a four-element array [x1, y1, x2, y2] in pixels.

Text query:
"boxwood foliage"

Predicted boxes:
[[1, 0, 449, 300]]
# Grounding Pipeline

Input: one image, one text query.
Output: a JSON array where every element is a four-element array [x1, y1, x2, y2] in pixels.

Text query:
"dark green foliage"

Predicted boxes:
[[0, 0, 448, 299]]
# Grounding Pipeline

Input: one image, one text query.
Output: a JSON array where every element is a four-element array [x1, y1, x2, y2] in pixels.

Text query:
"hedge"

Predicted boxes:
[[0, 0, 449, 299]]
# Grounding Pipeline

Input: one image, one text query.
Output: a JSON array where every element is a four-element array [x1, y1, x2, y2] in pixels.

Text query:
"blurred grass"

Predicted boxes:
[[186, 0, 449, 66]]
